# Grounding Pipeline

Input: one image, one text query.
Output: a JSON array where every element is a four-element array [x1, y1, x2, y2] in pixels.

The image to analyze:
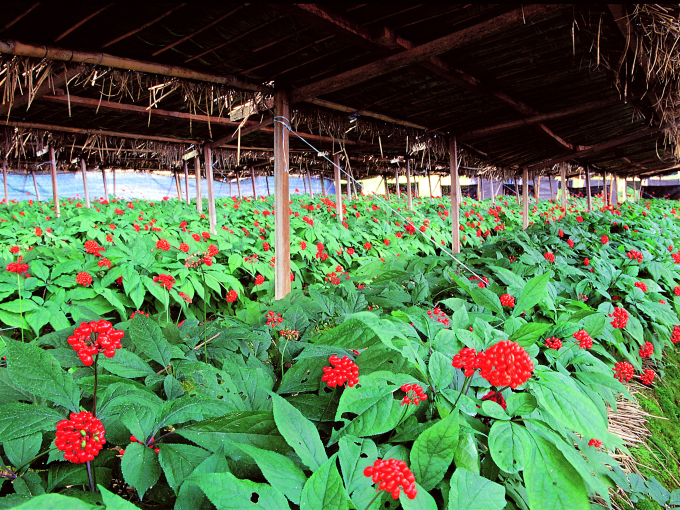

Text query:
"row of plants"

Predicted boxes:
[[0, 191, 679, 509]]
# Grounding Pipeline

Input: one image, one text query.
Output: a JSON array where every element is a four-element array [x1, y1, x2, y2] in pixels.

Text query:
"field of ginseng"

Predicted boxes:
[[1, 190, 679, 510]]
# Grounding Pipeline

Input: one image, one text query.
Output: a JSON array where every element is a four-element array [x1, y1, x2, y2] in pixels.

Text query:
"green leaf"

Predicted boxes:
[[508, 323, 551, 348], [400, 481, 437, 510], [121, 442, 161, 500], [121, 405, 157, 443], [454, 433, 479, 475], [156, 395, 230, 432], [410, 408, 460, 490], [524, 433, 589, 510], [428, 351, 455, 391], [129, 315, 172, 367], [191, 471, 290, 509], [514, 272, 550, 316], [98, 485, 140, 510], [164, 374, 185, 400], [0, 404, 65, 442], [505, 393, 537, 416], [223, 360, 274, 411], [448, 468, 506, 510], [237, 444, 308, 505], [10, 494, 97, 510], [480, 400, 509, 420], [488, 265, 526, 288], [5, 340, 80, 412], [98, 349, 155, 378], [158, 443, 212, 494], [299, 454, 349, 510], [488, 421, 533, 474], [4, 432, 42, 467], [338, 436, 377, 495], [269, 391, 328, 472], [469, 287, 503, 314]]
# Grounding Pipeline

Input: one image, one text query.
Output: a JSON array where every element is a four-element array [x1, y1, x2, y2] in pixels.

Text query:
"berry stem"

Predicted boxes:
[[451, 375, 474, 410], [363, 492, 382, 510], [92, 354, 99, 417], [15, 447, 57, 474], [17, 271, 23, 343], [482, 385, 511, 404], [86, 460, 95, 492]]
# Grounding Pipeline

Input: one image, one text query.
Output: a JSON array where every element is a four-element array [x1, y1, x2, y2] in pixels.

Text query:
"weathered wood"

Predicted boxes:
[[54, 4, 112, 42], [101, 4, 186, 48], [395, 167, 400, 198], [307, 170, 314, 199], [80, 158, 90, 208], [406, 161, 413, 210], [183, 161, 190, 205], [204, 144, 216, 234], [0, 40, 267, 93], [560, 163, 567, 212], [266, 172, 271, 195], [320, 172, 325, 195], [49, 145, 60, 217], [514, 178, 520, 204], [194, 155, 202, 212], [610, 174, 616, 205], [290, 5, 562, 103], [212, 118, 275, 147], [334, 154, 343, 223], [174, 170, 181, 199], [548, 175, 553, 199], [102, 167, 108, 199], [251, 167, 257, 198], [112, 167, 116, 198], [302, 172, 308, 195], [585, 165, 592, 211], [450, 137, 460, 253], [236, 171, 242, 199], [535, 176, 541, 202], [274, 90, 291, 300], [0, 66, 84, 116], [31, 171, 40, 201], [427, 167, 433, 197], [522, 168, 529, 230], [306, 97, 431, 131], [1, 160, 7, 206]]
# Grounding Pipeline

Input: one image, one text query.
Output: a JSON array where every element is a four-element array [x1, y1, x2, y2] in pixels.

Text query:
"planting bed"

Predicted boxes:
[[0, 191, 679, 509]]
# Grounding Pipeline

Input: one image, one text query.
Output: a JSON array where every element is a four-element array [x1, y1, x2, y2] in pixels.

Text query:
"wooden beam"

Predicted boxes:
[[101, 4, 186, 48], [1, 3, 40, 33], [49, 145, 59, 217], [610, 173, 616, 205], [535, 175, 540, 203], [449, 136, 460, 253], [80, 157, 90, 208], [290, 5, 562, 103], [585, 165, 592, 211], [560, 163, 567, 212], [212, 118, 274, 147], [194, 155, 202, 213], [31, 171, 40, 201], [333, 153, 343, 223], [522, 168, 529, 229], [320, 171, 325, 195], [406, 161, 413, 210], [183, 161, 190, 205], [266, 172, 271, 195], [1, 160, 7, 205], [204, 144, 216, 234], [54, 4, 112, 42], [0, 39, 268, 93], [274, 90, 291, 299]]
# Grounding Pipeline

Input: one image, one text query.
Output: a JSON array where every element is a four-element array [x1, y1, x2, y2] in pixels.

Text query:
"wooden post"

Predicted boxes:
[[49, 145, 60, 217], [449, 136, 460, 253], [307, 170, 314, 199], [112, 168, 117, 198], [585, 165, 592, 211], [174, 170, 181, 199], [266, 172, 271, 196], [228, 176, 233, 196], [385, 173, 390, 198], [274, 90, 291, 300], [560, 163, 567, 212], [250, 167, 257, 198], [621, 177, 627, 203], [548, 175, 554, 200], [334, 153, 343, 223], [513, 177, 520, 204], [203, 144, 216, 234], [194, 154, 202, 212], [395, 167, 400, 198], [477, 177, 482, 200], [101, 168, 109, 199], [522, 168, 529, 229], [320, 172, 325, 195], [535, 176, 541, 203], [80, 158, 90, 208], [406, 160, 413, 210], [31, 171, 40, 201], [236, 171, 242, 199], [490, 175, 495, 203], [346, 165, 351, 200], [2, 160, 8, 206], [302, 171, 308, 195], [610, 173, 616, 205], [183, 160, 190, 205]]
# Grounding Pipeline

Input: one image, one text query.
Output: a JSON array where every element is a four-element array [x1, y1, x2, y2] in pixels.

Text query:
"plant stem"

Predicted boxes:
[[200, 268, 208, 363], [363, 492, 382, 510], [92, 355, 99, 417], [483, 385, 511, 402], [165, 290, 169, 324], [15, 447, 57, 474], [86, 460, 95, 492], [451, 375, 474, 410], [17, 272, 23, 343]]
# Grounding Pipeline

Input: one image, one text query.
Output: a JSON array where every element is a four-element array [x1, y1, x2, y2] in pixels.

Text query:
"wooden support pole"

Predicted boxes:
[[2, 160, 8, 206], [621, 177, 627, 203], [307, 170, 314, 199], [112, 168, 117, 198], [548, 175, 553, 200], [514, 177, 520, 204], [477, 177, 482, 200], [395, 167, 400, 197], [334, 153, 343, 223], [266, 173, 271, 196], [585, 165, 592, 211], [535, 176, 541, 203], [250, 167, 257, 198], [427, 167, 433, 197], [102, 167, 109, 199], [560, 163, 567, 212], [490, 175, 495, 203], [406, 160, 413, 210], [302, 172, 308, 195], [274, 90, 291, 300], [346, 168, 351, 200], [194, 155, 202, 212], [236, 171, 242, 199], [385, 173, 390, 198], [522, 168, 529, 230], [80, 158, 90, 208], [449, 136, 460, 253], [183, 161, 190, 205], [203, 144, 216, 234], [49, 145, 60, 217], [320, 172, 325, 195], [174, 170, 181, 199], [610, 173, 616, 205], [229, 177, 232, 196]]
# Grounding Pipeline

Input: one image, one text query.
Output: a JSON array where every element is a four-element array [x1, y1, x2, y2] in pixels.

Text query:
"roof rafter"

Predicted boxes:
[[101, 4, 186, 49], [1, 2, 40, 33], [54, 3, 113, 42]]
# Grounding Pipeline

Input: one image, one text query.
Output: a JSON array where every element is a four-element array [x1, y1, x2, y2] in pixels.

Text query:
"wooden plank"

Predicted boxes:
[[54, 4, 113, 42], [266, 172, 271, 195], [80, 158, 90, 208], [334, 153, 343, 223], [290, 5, 563, 103], [236, 171, 242, 199], [406, 161, 412, 210], [522, 168, 529, 230], [585, 165, 592, 211], [49, 145, 60, 217], [560, 163, 567, 212], [31, 171, 40, 201], [1, 160, 7, 206], [183, 161, 190, 205], [203, 144, 216, 234], [610, 174, 616, 205], [194, 155, 202, 213], [320, 171, 326, 194], [101, 4, 186, 48], [306, 97, 431, 131], [251, 167, 257, 198], [449, 137, 460, 253], [274, 90, 291, 300], [427, 167, 433, 197]]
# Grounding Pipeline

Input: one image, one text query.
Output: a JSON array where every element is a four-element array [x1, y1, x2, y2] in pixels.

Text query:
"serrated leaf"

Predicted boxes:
[[448, 468, 506, 510], [129, 315, 172, 367], [9, 494, 96, 509], [505, 393, 537, 416], [0, 404, 65, 442], [514, 272, 550, 316], [158, 443, 211, 494], [121, 442, 161, 500], [410, 408, 459, 490], [299, 454, 348, 510], [4, 432, 42, 467], [469, 287, 503, 314], [191, 471, 289, 509], [98, 349, 155, 378], [401, 481, 437, 509], [488, 421, 533, 474], [508, 322, 551, 348], [98, 485, 140, 509]]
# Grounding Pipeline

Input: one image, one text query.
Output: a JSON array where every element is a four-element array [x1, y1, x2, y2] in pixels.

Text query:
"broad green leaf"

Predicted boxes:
[[237, 444, 308, 505], [410, 408, 460, 490], [299, 454, 348, 510], [5, 340, 80, 412], [223, 360, 273, 410], [98, 485, 140, 509], [129, 314, 172, 367], [469, 287, 503, 314], [524, 433, 589, 510], [401, 481, 437, 510], [10, 494, 97, 510], [98, 349, 155, 378], [454, 433, 479, 475], [192, 471, 289, 509], [4, 432, 42, 467], [448, 468, 506, 510], [269, 391, 327, 472], [480, 400, 509, 420], [488, 421, 533, 474], [121, 442, 161, 500], [175, 452, 231, 510], [505, 393, 538, 416], [428, 351, 455, 391], [513, 272, 550, 316], [0, 404, 65, 442], [155, 395, 231, 433], [158, 443, 212, 494], [338, 436, 377, 496], [508, 323, 551, 348], [488, 265, 526, 288]]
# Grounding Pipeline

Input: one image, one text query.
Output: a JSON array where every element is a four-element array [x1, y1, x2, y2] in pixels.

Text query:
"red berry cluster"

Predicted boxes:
[[584, 257, 590, 266], [500, 294, 515, 308], [153, 274, 175, 291], [130, 310, 149, 319], [544, 252, 555, 263], [601, 235, 609, 244], [634, 281, 647, 292], [207, 244, 219, 257], [452, 347, 479, 377], [400, 383, 427, 406], [675, 286, 680, 296], [641, 369, 656, 385], [83, 240, 105, 257], [255, 274, 265, 285], [321, 355, 359, 388], [468, 275, 489, 288], [672, 325, 680, 344], [265, 311, 283, 327], [363, 459, 417, 500], [573, 329, 593, 349], [613, 361, 634, 382], [588, 439, 602, 448], [67, 320, 124, 366], [476, 341, 534, 389], [673, 253, 680, 264], [627, 250, 644, 263], [427, 307, 450, 328], [156, 239, 171, 251], [278, 329, 300, 341], [544, 337, 562, 350], [178, 291, 192, 303], [567, 239, 574, 248], [76, 272, 93, 287], [122, 435, 159, 455], [639, 341, 654, 358], [364, 242, 372, 250], [609, 307, 628, 329], [6, 258, 29, 275], [226, 289, 238, 302], [481, 390, 507, 410], [55, 411, 106, 463], [9, 246, 19, 254]]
